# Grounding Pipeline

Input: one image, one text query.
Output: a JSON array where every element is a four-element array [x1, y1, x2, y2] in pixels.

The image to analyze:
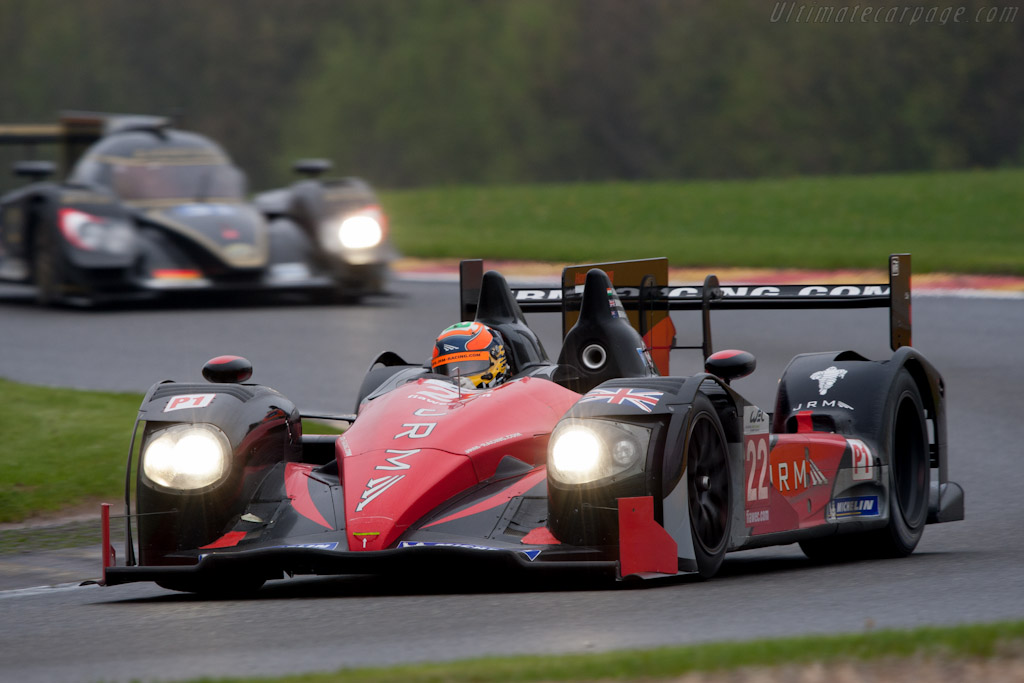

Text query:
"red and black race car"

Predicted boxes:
[[0, 112, 395, 305], [101, 255, 963, 594]]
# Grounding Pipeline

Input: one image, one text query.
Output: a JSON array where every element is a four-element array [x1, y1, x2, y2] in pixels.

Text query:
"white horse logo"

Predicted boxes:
[[810, 366, 847, 396]]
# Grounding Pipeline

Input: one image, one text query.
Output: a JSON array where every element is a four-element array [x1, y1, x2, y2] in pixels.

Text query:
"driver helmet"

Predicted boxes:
[[431, 321, 510, 389]]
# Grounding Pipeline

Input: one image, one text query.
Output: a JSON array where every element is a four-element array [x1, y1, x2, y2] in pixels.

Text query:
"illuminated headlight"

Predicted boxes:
[[336, 207, 384, 249], [549, 420, 651, 485], [142, 423, 232, 491]]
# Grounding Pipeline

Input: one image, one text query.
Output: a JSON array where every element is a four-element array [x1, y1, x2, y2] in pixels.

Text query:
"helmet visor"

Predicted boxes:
[[432, 350, 492, 378]]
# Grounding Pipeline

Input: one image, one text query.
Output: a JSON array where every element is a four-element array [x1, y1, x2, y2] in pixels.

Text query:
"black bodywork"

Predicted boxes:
[[0, 112, 395, 305]]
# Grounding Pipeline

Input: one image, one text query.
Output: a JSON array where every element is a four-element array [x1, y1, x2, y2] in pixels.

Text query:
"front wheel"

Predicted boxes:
[[684, 394, 732, 578], [33, 225, 62, 306]]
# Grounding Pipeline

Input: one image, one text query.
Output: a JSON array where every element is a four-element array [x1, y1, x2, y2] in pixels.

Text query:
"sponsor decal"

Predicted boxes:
[[810, 366, 847, 395], [772, 451, 828, 494], [465, 432, 523, 454], [397, 541, 542, 561], [580, 387, 664, 413], [356, 475, 405, 512], [163, 393, 216, 412], [606, 287, 626, 318], [744, 406, 770, 436], [267, 542, 339, 551], [515, 289, 563, 302], [744, 406, 771, 507], [792, 399, 854, 411], [635, 347, 657, 372], [356, 442, 426, 512], [849, 439, 874, 481], [513, 285, 890, 303], [746, 509, 770, 524], [828, 495, 880, 519]]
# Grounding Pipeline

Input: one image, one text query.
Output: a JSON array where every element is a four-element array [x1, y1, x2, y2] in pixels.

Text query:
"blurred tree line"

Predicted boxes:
[[1, 0, 1021, 189]]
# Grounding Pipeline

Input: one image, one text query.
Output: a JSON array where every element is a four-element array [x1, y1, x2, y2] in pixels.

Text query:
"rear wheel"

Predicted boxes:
[[685, 394, 731, 578], [800, 368, 929, 561], [868, 369, 929, 556]]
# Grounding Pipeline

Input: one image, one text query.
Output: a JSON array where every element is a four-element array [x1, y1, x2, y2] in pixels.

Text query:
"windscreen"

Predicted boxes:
[[73, 144, 246, 203]]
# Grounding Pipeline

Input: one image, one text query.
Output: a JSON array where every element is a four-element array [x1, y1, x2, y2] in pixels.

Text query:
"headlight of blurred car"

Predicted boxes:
[[335, 205, 385, 249], [142, 423, 232, 491], [548, 419, 651, 485], [58, 208, 134, 254]]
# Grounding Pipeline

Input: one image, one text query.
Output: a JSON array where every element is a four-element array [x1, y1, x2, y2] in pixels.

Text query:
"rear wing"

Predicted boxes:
[[0, 111, 171, 173], [460, 254, 912, 374]]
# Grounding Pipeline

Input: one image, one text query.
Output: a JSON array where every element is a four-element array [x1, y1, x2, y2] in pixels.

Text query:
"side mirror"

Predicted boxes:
[[705, 349, 756, 383], [202, 355, 253, 384], [13, 160, 56, 181]]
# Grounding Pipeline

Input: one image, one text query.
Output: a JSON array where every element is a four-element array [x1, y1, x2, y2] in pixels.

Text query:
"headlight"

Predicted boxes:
[[59, 208, 134, 254], [336, 206, 385, 249], [142, 423, 232, 491], [549, 420, 651, 485]]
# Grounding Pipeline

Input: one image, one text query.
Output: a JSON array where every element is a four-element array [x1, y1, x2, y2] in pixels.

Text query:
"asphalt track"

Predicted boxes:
[[0, 268, 1021, 683]]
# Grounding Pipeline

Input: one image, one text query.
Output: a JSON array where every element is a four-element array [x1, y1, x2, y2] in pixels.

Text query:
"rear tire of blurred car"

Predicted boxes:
[[685, 394, 731, 579]]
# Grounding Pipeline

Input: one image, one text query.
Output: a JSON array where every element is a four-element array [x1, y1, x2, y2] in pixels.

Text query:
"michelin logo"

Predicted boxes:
[[829, 496, 880, 519]]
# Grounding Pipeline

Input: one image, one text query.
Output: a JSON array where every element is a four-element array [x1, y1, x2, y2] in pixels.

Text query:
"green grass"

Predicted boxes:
[[0, 378, 341, 524], [382, 168, 1024, 275], [0, 378, 140, 522], [184, 620, 1024, 682]]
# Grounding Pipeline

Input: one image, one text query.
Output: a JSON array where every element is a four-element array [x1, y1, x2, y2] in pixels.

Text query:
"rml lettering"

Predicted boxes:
[[774, 461, 807, 492], [772, 457, 827, 492]]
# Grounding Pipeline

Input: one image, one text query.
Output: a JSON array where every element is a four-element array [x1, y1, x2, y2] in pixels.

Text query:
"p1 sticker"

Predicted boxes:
[[849, 438, 874, 481], [164, 393, 217, 412]]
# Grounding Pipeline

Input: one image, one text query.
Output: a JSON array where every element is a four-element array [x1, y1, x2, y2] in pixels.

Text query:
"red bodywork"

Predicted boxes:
[[338, 377, 580, 551]]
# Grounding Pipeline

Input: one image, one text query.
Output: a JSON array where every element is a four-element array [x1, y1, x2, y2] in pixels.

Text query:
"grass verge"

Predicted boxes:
[[382, 167, 1024, 275], [190, 620, 1024, 682], [0, 378, 340, 524]]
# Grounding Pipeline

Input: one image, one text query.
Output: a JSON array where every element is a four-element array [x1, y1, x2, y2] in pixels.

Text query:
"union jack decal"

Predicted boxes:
[[579, 387, 664, 413]]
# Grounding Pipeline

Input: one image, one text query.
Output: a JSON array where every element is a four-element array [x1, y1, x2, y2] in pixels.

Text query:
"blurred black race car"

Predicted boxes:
[[0, 112, 395, 305], [100, 254, 963, 594]]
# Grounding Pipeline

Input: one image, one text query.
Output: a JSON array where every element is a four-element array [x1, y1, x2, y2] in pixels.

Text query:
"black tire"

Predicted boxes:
[[32, 224, 61, 306], [800, 368, 929, 561], [869, 369, 930, 556], [684, 394, 732, 578]]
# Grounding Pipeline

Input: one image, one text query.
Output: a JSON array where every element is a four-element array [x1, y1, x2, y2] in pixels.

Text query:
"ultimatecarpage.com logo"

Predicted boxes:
[[769, 3, 1018, 24]]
